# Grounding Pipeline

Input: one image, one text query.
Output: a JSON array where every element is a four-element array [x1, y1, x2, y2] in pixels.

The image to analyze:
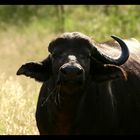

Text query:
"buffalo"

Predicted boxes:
[[17, 32, 140, 135]]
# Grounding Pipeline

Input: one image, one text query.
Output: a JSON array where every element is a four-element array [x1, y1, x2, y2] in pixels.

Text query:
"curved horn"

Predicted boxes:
[[92, 35, 129, 66]]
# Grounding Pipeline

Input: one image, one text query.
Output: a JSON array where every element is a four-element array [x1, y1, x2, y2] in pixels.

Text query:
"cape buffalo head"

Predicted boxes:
[[17, 32, 129, 91]]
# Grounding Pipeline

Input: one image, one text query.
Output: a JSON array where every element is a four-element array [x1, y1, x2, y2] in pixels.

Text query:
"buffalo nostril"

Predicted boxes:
[[60, 67, 67, 74], [77, 68, 83, 75]]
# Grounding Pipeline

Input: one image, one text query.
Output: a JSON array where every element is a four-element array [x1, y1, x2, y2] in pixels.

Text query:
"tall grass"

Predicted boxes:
[[0, 73, 39, 135]]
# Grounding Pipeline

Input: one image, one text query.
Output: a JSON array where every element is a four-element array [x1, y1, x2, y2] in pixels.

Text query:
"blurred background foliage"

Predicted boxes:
[[0, 5, 140, 41]]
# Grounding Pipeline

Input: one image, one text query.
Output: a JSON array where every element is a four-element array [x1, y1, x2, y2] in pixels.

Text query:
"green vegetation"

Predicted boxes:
[[0, 5, 140, 135], [0, 5, 140, 40]]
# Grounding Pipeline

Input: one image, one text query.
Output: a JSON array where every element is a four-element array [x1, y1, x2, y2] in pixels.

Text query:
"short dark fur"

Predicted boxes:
[[17, 32, 140, 134]]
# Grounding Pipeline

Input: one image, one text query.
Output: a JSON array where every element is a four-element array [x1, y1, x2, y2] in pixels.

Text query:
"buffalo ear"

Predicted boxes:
[[16, 55, 52, 82], [90, 59, 127, 82]]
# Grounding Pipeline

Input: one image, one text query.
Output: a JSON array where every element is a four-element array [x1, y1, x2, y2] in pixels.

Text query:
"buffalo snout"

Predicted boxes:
[[60, 55, 84, 77], [58, 55, 85, 84]]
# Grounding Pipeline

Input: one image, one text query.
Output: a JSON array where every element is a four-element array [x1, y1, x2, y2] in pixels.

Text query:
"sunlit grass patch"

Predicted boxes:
[[0, 73, 40, 135]]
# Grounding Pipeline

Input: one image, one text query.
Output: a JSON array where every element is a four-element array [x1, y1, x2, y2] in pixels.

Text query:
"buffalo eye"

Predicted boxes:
[[51, 53, 66, 63], [52, 53, 59, 59], [78, 54, 91, 60]]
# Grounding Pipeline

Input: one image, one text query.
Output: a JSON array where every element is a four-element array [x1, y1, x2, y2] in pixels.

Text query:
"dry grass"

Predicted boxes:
[[0, 73, 40, 135], [0, 27, 55, 135]]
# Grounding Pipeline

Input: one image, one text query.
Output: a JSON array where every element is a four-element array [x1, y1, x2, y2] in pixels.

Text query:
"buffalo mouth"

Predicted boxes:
[[59, 74, 85, 85]]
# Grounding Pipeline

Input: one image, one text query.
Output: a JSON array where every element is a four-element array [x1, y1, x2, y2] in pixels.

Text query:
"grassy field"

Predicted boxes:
[[0, 5, 140, 135], [0, 28, 56, 135]]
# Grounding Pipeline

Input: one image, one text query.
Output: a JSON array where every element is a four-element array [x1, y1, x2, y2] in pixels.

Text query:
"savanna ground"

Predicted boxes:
[[0, 5, 140, 135]]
